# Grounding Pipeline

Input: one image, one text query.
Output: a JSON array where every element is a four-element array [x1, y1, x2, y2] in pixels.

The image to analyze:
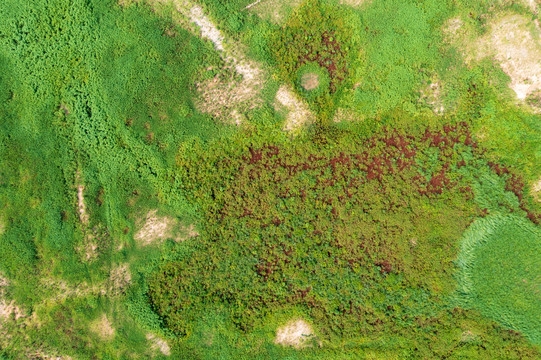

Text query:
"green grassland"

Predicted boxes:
[[0, 0, 540, 358]]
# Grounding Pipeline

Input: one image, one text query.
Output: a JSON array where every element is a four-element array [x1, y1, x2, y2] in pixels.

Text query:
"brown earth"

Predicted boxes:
[[301, 72, 320, 91]]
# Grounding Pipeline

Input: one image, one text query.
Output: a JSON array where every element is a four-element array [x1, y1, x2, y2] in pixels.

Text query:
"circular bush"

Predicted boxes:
[[296, 63, 330, 99]]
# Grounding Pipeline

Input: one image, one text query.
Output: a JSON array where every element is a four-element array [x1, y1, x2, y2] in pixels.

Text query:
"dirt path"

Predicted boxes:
[[144, 0, 314, 130], [148, 0, 265, 124]]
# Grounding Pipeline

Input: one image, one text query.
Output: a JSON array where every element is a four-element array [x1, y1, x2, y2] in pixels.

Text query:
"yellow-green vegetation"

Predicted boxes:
[[456, 214, 541, 345], [0, 0, 540, 358]]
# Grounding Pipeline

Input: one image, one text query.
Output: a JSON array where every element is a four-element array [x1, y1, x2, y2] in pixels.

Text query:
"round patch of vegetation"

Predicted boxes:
[[456, 215, 541, 346], [271, 0, 362, 112], [296, 63, 330, 98]]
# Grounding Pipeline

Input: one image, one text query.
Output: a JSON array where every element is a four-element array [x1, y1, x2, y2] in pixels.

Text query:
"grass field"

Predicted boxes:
[[0, 0, 540, 358], [456, 214, 541, 346]]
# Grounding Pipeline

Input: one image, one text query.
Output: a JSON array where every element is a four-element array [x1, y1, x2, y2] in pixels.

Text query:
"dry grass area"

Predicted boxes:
[[247, 0, 303, 24], [274, 319, 317, 349], [532, 177, 541, 202], [275, 85, 315, 132], [134, 209, 198, 246], [91, 314, 116, 341], [447, 13, 541, 102], [419, 81, 445, 115], [146, 333, 171, 356], [109, 263, 132, 296], [142, 0, 266, 125]]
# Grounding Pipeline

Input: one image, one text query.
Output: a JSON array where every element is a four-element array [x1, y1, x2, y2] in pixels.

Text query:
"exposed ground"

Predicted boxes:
[[146, 0, 265, 124], [447, 13, 541, 102], [301, 73, 320, 91], [109, 263, 132, 296], [90, 314, 116, 341], [419, 80, 444, 115], [275, 319, 317, 348], [533, 177, 541, 201], [146, 333, 171, 356], [134, 209, 198, 246], [275, 85, 315, 131], [247, 0, 303, 24]]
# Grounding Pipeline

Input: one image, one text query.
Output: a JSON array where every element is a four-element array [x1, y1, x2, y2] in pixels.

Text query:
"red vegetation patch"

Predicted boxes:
[[299, 31, 347, 92], [488, 162, 541, 224]]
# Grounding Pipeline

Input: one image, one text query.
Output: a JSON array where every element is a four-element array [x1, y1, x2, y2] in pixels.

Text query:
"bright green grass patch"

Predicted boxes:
[[456, 214, 541, 345]]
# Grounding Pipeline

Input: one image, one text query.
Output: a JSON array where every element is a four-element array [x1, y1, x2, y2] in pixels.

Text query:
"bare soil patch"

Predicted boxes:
[[77, 185, 89, 225], [135, 210, 198, 246], [449, 13, 541, 101], [274, 319, 317, 349], [0, 300, 26, 321], [339, 0, 369, 8], [532, 177, 541, 202], [248, 0, 303, 24], [146, 333, 171, 356], [301, 72, 320, 91], [145, 0, 265, 123], [109, 263, 132, 296], [275, 85, 315, 132], [419, 81, 445, 115], [91, 314, 115, 341]]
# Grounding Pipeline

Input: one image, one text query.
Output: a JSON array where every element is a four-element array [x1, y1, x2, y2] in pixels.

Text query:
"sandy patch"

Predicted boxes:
[[332, 107, 360, 123], [146, 0, 265, 122], [25, 351, 73, 360], [40, 277, 107, 305], [146, 333, 171, 356], [77, 185, 89, 225], [525, 0, 538, 13], [419, 81, 445, 115], [275, 319, 317, 348], [339, 0, 369, 8], [248, 0, 303, 24], [91, 314, 115, 341], [194, 71, 263, 122], [450, 14, 541, 101], [134, 210, 198, 246], [109, 263, 132, 296], [532, 177, 541, 201], [134, 210, 176, 245], [275, 85, 315, 131], [301, 73, 319, 91], [485, 15, 541, 100], [75, 170, 89, 225], [0, 300, 26, 321]]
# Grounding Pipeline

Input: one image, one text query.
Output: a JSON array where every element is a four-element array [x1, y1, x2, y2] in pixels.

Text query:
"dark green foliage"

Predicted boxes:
[[0, 0, 224, 356]]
